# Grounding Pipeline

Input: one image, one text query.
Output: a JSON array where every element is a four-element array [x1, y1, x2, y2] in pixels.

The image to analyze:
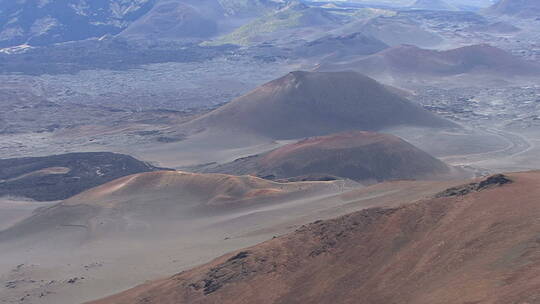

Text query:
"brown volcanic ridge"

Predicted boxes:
[[487, 0, 540, 18], [202, 131, 453, 182], [182, 71, 454, 139], [89, 172, 540, 304], [321, 44, 540, 77]]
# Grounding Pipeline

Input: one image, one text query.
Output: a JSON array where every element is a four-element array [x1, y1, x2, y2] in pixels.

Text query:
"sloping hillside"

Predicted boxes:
[[119, 0, 222, 39], [0, 172, 464, 304], [0, 170, 345, 241], [410, 0, 459, 11], [358, 16, 443, 48], [487, 0, 540, 18], [0, 0, 287, 46], [208, 1, 342, 46], [321, 44, 540, 78], [0, 0, 155, 47], [119, 0, 286, 40], [218, 0, 286, 17], [294, 32, 388, 58], [203, 131, 452, 182], [182, 71, 455, 139], [88, 172, 540, 304]]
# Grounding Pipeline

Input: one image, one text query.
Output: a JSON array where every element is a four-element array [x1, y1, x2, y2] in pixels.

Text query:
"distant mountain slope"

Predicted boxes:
[[0, 0, 156, 47], [321, 44, 540, 78], [203, 131, 452, 182], [218, 0, 287, 17], [446, 0, 493, 9], [358, 16, 443, 48], [0, 152, 167, 201], [119, 0, 288, 40], [294, 32, 389, 58], [119, 0, 222, 40], [469, 21, 520, 34], [410, 0, 459, 11], [0, 0, 288, 47], [182, 71, 455, 139], [487, 0, 540, 18], [88, 172, 540, 304], [208, 1, 343, 46]]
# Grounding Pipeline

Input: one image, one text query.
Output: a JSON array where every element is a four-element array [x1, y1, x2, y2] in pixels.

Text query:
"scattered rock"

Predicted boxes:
[[227, 251, 250, 262], [5, 281, 18, 288], [188, 250, 262, 295], [156, 135, 186, 143], [66, 277, 84, 284], [436, 174, 512, 198]]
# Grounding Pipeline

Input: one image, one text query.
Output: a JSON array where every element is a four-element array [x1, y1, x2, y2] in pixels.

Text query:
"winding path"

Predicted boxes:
[[441, 128, 533, 166]]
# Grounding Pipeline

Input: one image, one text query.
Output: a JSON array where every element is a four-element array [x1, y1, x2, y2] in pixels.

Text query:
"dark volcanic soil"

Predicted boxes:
[[0, 152, 168, 201]]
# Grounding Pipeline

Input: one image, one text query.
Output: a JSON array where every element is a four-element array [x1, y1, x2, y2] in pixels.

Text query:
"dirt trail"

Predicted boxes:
[[441, 128, 533, 169]]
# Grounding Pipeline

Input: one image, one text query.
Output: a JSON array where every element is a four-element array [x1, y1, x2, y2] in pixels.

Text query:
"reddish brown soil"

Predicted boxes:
[[205, 131, 453, 182], [261, 131, 401, 163], [89, 171, 540, 304]]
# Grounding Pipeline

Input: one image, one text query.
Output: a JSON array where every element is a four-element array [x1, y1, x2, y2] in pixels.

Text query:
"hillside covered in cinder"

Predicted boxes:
[[202, 131, 453, 182], [0, 171, 345, 242], [183, 71, 455, 139], [89, 172, 540, 304]]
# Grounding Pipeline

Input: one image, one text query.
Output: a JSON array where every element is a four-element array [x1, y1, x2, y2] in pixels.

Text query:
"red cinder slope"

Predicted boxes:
[[203, 131, 452, 182], [88, 172, 540, 304]]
